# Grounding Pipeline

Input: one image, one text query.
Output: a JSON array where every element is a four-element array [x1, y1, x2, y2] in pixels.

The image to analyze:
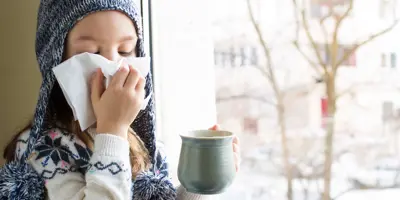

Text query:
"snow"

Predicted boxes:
[[336, 189, 400, 200]]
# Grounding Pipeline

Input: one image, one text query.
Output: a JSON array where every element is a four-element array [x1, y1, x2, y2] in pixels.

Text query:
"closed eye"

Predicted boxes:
[[119, 50, 135, 56]]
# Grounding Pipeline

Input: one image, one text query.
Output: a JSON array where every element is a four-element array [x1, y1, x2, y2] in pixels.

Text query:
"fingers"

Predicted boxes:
[[124, 65, 146, 93], [209, 124, 220, 130], [234, 152, 241, 172], [233, 135, 240, 146], [125, 65, 140, 88], [91, 69, 105, 104], [110, 65, 129, 88], [233, 136, 241, 172], [206, 125, 240, 172], [136, 76, 145, 91], [233, 143, 240, 154]]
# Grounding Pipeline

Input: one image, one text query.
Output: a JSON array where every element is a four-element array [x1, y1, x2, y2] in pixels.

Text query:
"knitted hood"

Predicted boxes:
[[0, 1, 176, 200], [25, 0, 156, 162]]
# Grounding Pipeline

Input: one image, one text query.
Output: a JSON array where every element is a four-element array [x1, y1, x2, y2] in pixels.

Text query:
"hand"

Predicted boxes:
[[209, 125, 241, 172], [91, 65, 145, 139]]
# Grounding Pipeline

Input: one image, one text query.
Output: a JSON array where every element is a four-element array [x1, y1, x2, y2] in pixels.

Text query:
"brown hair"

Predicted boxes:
[[3, 82, 150, 177]]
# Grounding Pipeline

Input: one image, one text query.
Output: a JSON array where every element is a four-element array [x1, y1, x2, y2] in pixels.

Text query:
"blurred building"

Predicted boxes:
[[213, 0, 400, 162]]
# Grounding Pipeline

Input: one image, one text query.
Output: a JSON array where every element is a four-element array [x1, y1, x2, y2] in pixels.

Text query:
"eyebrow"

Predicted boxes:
[[118, 36, 137, 43], [76, 35, 137, 42], [76, 35, 95, 41]]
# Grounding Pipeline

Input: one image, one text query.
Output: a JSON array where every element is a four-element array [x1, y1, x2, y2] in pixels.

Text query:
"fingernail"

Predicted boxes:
[[119, 65, 127, 71]]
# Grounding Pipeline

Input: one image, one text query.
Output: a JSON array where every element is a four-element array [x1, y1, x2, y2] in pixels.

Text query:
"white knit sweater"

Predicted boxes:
[[16, 129, 218, 200]]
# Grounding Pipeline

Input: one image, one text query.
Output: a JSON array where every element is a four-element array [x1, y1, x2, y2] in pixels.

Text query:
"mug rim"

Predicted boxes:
[[180, 129, 234, 139]]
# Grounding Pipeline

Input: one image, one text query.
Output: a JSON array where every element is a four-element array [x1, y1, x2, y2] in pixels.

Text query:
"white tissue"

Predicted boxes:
[[52, 52, 151, 131]]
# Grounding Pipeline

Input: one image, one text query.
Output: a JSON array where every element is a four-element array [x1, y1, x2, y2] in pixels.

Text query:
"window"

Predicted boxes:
[[229, 47, 237, 67], [321, 97, 328, 128], [380, 0, 397, 19], [152, 0, 400, 199], [310, 0, 352, 19], [214, 48, 239, 67], [390, 52, 397, 68], [382, 101, 394, 122], [214, 50, 229, 67], [222, 52, 229, 67], [243, 117, 259, 134], [310, 0, 323, 18], [250, 47, 259, 66], [214, 45, 258, 67], [240, 47, 247, 66], [214, 50, 219, 66], [150, 0, 218, 185], [381, 52, 397, 68], [381, 53, 387, 67], [341, 47, 357, 66], [318, 44, 356, 67]]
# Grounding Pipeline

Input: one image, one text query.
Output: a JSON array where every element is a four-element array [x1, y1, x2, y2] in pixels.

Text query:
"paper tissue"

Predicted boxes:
[[52, 52, 151, 131]]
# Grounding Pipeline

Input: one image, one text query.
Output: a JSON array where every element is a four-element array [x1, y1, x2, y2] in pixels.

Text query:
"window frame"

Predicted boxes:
[[147, 0, 218, 183]]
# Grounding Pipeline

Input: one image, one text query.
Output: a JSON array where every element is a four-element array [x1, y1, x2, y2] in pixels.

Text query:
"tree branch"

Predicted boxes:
[[216, 93, 276, 106], [320, 23, 330, 64], [269, 21, 297, 50], [247, 0, 273, 82], [331, 188, 355, 200], [292, 0, 328, 72], [293, 0, 301, 41], [334, 0, 354, 32], [293, 41, 323, 75], [252, 64, 272, 80], [319, 7, 335, 61], [292, 0, 320, 74], [338, 19, 399, 67], [331, 0, 354, 72], [247, 0, 283, 99]]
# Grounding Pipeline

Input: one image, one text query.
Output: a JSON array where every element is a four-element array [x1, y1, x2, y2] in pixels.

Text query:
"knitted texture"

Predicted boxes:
[[131, 143, 176, 200], [133, 171, 177, 200], [0, 161, 45, 200], [26, 0, 156, 162], [0, 0, 166, 199]]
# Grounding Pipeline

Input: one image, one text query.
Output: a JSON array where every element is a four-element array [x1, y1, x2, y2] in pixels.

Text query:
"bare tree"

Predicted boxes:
[[245, 0, 295, 199], [218, 0, 397, 199], [290, 0, 399, 199]]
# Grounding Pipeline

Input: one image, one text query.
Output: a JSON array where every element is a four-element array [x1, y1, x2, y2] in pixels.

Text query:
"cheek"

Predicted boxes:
[[63, 41, 76, 60]]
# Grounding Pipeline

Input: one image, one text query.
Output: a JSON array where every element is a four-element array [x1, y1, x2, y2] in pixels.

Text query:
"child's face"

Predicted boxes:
[[65, 10, 138, 61]]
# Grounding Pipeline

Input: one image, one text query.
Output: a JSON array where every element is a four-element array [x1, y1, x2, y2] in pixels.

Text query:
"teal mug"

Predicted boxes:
[[178, 130, 236, 194]]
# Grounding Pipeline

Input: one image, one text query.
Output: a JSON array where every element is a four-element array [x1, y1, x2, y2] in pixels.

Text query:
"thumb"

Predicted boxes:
[[91, 69, 105, 104]]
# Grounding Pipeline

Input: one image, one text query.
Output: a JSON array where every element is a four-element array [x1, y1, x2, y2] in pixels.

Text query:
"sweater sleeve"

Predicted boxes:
[[153, 143, 220, 200], [176, 186, 219, 200], [16, 129, 132, 200]]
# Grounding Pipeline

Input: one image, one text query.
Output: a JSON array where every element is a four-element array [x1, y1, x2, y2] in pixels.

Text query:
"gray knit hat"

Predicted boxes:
[[25, 0, 157, 162]]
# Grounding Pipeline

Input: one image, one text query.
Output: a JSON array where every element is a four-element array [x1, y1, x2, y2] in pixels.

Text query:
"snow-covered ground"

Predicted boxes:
[[336, 189, 400, 200], [221, 171, 400, 200], [218, 144, 400, 200]]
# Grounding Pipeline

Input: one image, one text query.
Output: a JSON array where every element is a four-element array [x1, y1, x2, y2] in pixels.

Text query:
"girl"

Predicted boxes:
[[0, 0, 240, 200]]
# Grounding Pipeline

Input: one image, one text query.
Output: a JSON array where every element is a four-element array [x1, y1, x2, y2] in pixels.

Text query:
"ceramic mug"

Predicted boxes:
[[178, 130, 236, 194]]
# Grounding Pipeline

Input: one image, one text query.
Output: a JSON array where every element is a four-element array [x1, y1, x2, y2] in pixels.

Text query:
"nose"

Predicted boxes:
[[100, 50, 122, 62]]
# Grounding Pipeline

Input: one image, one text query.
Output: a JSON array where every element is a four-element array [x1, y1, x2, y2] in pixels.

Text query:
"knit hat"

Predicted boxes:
[[31, 0, 156, 163], [0, 1, 174, 199]]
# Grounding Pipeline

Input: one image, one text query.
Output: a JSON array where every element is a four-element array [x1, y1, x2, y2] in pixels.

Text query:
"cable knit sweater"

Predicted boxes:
[[15, 128, 218, 200]]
